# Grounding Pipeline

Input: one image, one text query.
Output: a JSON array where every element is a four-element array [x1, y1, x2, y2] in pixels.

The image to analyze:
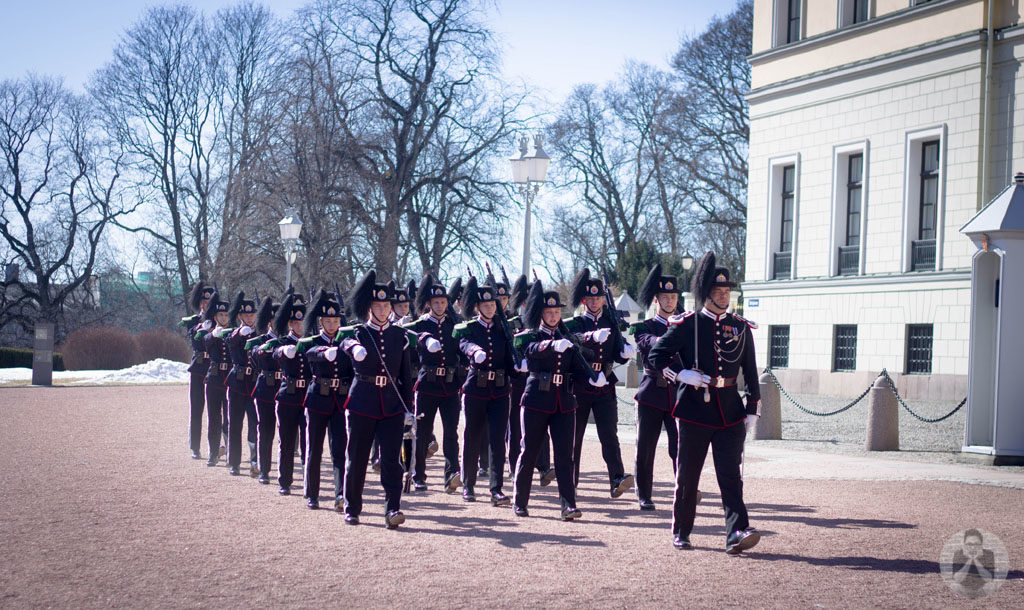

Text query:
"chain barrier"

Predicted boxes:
[[763, 368, 871, 416], [879, 369, 968, 423]]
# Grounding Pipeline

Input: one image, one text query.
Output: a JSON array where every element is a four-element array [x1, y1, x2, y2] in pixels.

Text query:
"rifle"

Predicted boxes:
[[334, 282, 347, 326], [558, 320, 599, 382], [500, 264, 511, 287], [600, 265, 629, 355]]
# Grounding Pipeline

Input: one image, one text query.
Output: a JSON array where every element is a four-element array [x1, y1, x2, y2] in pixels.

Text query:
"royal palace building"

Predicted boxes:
[[742, 0, 1021, 399]]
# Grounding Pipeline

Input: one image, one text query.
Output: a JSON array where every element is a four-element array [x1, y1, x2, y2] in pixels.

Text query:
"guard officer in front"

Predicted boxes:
[[649, 252, 761, 554], [339, 270, 415, 529]]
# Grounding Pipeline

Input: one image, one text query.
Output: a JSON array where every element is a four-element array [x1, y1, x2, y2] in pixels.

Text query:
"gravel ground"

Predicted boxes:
[[1, 385, 1022, 608]]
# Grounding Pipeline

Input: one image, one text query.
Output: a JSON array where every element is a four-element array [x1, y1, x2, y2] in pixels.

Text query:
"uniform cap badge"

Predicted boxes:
[[296, 311, 303, 319], [665, 282, 673, 290]]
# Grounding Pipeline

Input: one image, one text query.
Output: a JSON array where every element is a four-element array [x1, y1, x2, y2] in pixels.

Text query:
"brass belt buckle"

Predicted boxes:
[[591, 363, 602, 371], [375, 375, 387, 387], [436, 367, 446, 376], [486, 371, 495, 381], [295, 379, 307, 388], [329, 378, 339, 389], [715, 377, 726, 388], [245, 367, 253, 375], [552, 373, 563, 385]]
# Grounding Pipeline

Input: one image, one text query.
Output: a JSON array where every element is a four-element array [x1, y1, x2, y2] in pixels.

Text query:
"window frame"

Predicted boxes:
[[905, 324, 933, 374], [832, 324, 858, 372], [773, 0, 804, 47], [769, 325, 790, 369], [838, 0, 872, 28], [901, 126, 946, 273], [765, 153, 801, 281], [829, 141, 869, 277]]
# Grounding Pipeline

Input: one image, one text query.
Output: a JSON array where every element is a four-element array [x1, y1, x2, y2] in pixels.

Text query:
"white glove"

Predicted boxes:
[[201, 320, 213, 330], [588, 328, 611, 344], [283, 345, 297, 359], [515, 358, 528, 373], [552, 339, 572, 353], [351, 345, 367, 362], [425, 337, 441, 353], [325, 346, 338, 362], [473, 349, 487, 364], [745, 414, 758, 433], [662, 367, 677, 382], [588, 371, 608, 387], [620, 343, 636, 359], [239, 325, 253, 336], [678, 369, 710, 388]]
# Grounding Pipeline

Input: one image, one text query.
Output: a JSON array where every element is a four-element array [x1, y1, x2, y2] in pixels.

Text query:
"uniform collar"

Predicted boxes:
[[319, 330, 337, 344], [653, 314, 669, 326], [428, 313, 445, 325], [477, 316, 493, 329], [287, 332, 299, 341], [367, 319, 390, 332], [701, 307, 727, 322], [583, 310, 599, 322], [539, 325, 555, 336]]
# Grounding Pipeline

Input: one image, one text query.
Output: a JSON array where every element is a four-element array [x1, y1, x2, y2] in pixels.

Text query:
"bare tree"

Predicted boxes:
[[90, 5, 222, 295], [0, 76, 129, 338]]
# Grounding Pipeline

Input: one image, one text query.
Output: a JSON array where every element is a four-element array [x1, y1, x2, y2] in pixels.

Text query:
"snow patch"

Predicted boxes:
[[0, 359, 189, 385]]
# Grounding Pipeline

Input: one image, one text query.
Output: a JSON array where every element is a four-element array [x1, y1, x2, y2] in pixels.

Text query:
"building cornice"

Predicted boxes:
[[747, 30, 984, 105], [741, 270, 970, 293], [748, 0, 975, 65]]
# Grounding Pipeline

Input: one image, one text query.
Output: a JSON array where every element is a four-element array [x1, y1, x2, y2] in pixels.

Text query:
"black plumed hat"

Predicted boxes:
[[447, 277, 464, 305], [273, 294, 303, 336], [305, 288, 343, 335], [570, 268, 604, 307], [349, 269, 392, 320], [189, 281, 215, 313], [416, 273, 446, 312], [461, 275, 480, 316], [255, 296, 275, 332], [522, 279, 545, 329], [406, 280, 417, 306], [202, 290, 228, 322], [509, 274, 528, 312], [691, 251, 717, 304]]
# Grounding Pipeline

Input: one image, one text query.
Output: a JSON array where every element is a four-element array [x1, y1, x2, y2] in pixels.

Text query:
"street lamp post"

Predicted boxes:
[[509, 134, 550, 276], [278, 209, 303, 289], [681, 253, 694, 310]]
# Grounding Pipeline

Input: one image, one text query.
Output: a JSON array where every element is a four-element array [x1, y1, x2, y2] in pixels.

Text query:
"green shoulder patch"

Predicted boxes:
[[178, 314, 199, 328], [337, 326, 357, 340], [562, 317, 582, 332], [452, 320, 473, 339], [295, 336, 317, 354], [257, 337, 281, 353], [213, 327, 233, 340], [628, 321, 645, 336], [513, 330, 538, 351], [244, 334, 267, 351]]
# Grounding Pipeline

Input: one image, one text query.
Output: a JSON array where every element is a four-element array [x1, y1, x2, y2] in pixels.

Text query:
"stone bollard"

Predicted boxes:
[[626, 360, 639, 389], [755, 372, 782, 439], [866, 375, 899, 451]]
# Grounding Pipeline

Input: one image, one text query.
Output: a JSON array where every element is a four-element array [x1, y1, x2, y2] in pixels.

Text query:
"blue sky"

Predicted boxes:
[[0, 0, 731, 102]]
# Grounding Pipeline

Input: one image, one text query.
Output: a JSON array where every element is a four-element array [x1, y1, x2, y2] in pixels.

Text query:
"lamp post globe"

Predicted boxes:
[[278, 210, 303, 289]]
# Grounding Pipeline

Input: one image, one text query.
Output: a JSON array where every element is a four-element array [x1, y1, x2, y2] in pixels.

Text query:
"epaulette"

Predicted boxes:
[[257, 337, 281, 353], [562, 317, 582, 332], [244, 334, 267, 351], [628, 320, 646, 336], [667, 311, 695, 326], [178, 314, 200, 328], [193, 328, 209, 341], [513, 330, 538, 350], [295, 336, 317, 354], [213, 327, 233, 339], [452, 320, 473, 339], [337, 326, 357, 340], [732, 313, 758, 330]]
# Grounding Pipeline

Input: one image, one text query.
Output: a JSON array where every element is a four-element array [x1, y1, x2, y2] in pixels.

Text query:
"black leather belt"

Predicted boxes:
[[421, 366, 454, 383], [217, 363, 231, 371], [292, 378, 307, 388], [708, 377, 736, 388], [356, 373, 389, 387], [529, 371, 564, 390], [313, 375, 351, 394], [476, 369, 506, 388], [644, 369, 674, 388]]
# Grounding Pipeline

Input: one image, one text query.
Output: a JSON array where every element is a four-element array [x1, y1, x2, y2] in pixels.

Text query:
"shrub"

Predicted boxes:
[[0, 347, 65, 370], [136, 328, 190, 363], [60, 326, 140, 371]]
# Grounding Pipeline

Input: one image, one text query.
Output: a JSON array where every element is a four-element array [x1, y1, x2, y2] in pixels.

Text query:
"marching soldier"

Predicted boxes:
[[339, 270, 415, 529], [296, 289, 353, 510], [267, 294, 310, 496], [404, 273, 462, 493], [247, 295, 280, 484], [512, 280, 603, 520], [504, 274, 555, 486], [224, 291, 260, 476], [649, 252, 761, 554], [454, 276, 516, 506], [631, 264, 690, 511], [200, 291, 232, 467], [180, 282, 215, 460], [564, 269, 634, 498]]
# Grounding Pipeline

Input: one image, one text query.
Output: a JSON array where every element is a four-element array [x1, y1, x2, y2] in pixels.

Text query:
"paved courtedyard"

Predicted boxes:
[[1, 386, 1022, 608]]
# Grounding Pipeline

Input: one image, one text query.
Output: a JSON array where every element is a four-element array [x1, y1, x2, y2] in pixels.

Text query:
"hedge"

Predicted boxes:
[[0, 347, 65, 370]]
